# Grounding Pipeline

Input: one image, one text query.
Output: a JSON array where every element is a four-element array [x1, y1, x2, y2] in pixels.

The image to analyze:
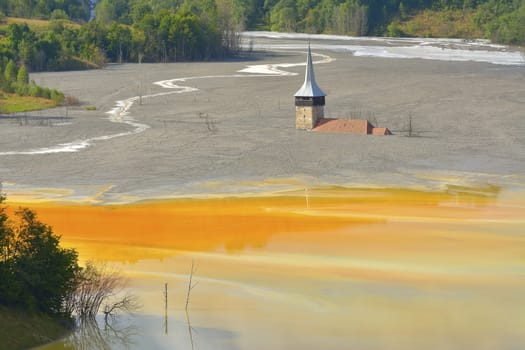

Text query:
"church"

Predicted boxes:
[[294, 45, 391, 136]]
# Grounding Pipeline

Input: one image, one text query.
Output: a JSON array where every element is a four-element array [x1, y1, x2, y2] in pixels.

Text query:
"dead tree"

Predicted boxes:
[[65, 261, 140, 323], [163, 283, 168, 335], [185, 259, 198, 311], [183, 260, 199, 349], [407, 112, 415, 137], [103, 292, 140, 324]]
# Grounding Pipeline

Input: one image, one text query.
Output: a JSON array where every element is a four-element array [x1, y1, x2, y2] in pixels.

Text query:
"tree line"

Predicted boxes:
[[0, 0, 93, 22], [263, 0, 525, 44], [0, 0, 244, 75], [0, 0, 523, 77]]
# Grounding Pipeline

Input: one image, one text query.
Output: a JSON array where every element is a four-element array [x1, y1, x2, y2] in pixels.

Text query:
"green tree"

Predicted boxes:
[[106, 22, 133, 63], [130, 1, 153, 23], [2, 0, 89, 21], [4, 60, 17, 83], [333, 1, 369, 35], [0, 194, 14, 262], [0, 200, 80, 316], [50, 9, 70, 20], [131, 27, 146, 63], [17, 65, 29, 85], [94, 0, 116, 25]]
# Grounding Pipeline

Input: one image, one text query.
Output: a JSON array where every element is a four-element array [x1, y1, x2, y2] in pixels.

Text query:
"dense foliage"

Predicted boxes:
[[0, 0, 92, 22], [0, 194, 80, 316], [0, 0, 523, 77], [0, 0, 243, 75], [260, 0, 525, 44]]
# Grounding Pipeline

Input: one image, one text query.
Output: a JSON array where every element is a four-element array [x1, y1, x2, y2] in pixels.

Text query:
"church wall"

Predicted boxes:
[[296, 105, 324, 130]]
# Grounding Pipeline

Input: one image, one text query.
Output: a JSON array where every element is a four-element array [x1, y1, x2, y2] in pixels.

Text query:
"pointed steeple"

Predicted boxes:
[[294, 44, 326, 97]]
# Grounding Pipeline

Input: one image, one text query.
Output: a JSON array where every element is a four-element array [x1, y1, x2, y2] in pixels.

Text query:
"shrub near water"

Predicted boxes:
[[0, 193, 81, 348], [0, 194, 80, 316], [0, 193, 139, 348]]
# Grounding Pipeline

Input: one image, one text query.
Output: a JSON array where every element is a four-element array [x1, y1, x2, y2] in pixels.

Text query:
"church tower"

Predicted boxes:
[[294, 44, 326, 130]]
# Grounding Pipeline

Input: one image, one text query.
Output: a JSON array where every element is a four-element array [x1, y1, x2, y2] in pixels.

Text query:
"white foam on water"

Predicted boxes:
[[244, 31, 524, 66], [350, 44, 524, 65], [238, 51, 334, 75], [243, 31, 506, 49]]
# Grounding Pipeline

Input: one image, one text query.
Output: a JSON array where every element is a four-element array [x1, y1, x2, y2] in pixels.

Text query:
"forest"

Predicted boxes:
[[260, 0, 525, 43], [0, 0, 524, 75]]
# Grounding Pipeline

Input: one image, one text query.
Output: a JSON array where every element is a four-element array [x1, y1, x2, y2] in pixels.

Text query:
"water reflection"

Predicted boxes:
[[26, 186, 525, 349], [56, 318, 139, 350], [186, 311, 196, 350]]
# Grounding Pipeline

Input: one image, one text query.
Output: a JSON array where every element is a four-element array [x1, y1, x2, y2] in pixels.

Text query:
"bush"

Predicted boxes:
[[14, 83, 29, 96], [41, 87, 51, 99], [50, 9, 69, 21], [387, 20, 405, 37], [65, 262, 139, 321], [50, 89, 64, 104], [65, 95, 81, 106], [2, 81, 13, 93], [29, 84, 43, 98], [0, 195, 81, 316]]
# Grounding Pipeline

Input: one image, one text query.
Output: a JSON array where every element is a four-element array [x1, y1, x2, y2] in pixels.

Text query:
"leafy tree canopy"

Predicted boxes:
[[0, 194, 80, 316]]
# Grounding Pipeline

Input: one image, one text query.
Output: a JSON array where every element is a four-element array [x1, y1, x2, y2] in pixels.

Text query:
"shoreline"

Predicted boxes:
[[3, 179, 521, 207]]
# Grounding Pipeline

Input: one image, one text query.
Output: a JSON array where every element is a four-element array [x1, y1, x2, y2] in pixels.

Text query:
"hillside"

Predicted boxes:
[[258, 0, 524, 44], [0, 0, 523, 77]]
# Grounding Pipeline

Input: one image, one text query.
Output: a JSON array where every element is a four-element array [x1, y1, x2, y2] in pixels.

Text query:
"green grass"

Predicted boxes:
[[0, 305, 71, 350], [0, 93, 58, 114], [0, 16, 80, 35]]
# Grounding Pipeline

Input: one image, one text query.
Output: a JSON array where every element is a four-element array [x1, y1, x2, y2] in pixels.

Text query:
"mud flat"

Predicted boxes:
[[1, 32, 524, 202]]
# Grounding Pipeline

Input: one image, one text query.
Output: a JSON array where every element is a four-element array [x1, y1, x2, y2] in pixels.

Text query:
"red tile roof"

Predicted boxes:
[[372, 127, 392, 135], [313, 118, 373, 135]]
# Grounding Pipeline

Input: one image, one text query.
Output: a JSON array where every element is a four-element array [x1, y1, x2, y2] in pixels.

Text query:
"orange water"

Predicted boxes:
[[20, 186, 525, 350]]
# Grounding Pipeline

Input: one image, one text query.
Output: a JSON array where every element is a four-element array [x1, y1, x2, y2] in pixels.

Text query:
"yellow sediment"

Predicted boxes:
[[7, 186, 525, 286]]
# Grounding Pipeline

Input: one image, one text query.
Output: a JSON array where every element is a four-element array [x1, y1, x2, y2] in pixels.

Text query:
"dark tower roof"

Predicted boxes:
[[294, 44, 326, 98]]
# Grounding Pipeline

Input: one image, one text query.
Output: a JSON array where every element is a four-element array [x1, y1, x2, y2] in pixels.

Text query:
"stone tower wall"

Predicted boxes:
[[295, 105, 324, 130]]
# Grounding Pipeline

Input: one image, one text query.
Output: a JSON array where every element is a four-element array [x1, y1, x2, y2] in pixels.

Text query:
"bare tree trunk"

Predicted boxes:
[[185, 260, 198, 311], [163, 283, 168, 335]]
